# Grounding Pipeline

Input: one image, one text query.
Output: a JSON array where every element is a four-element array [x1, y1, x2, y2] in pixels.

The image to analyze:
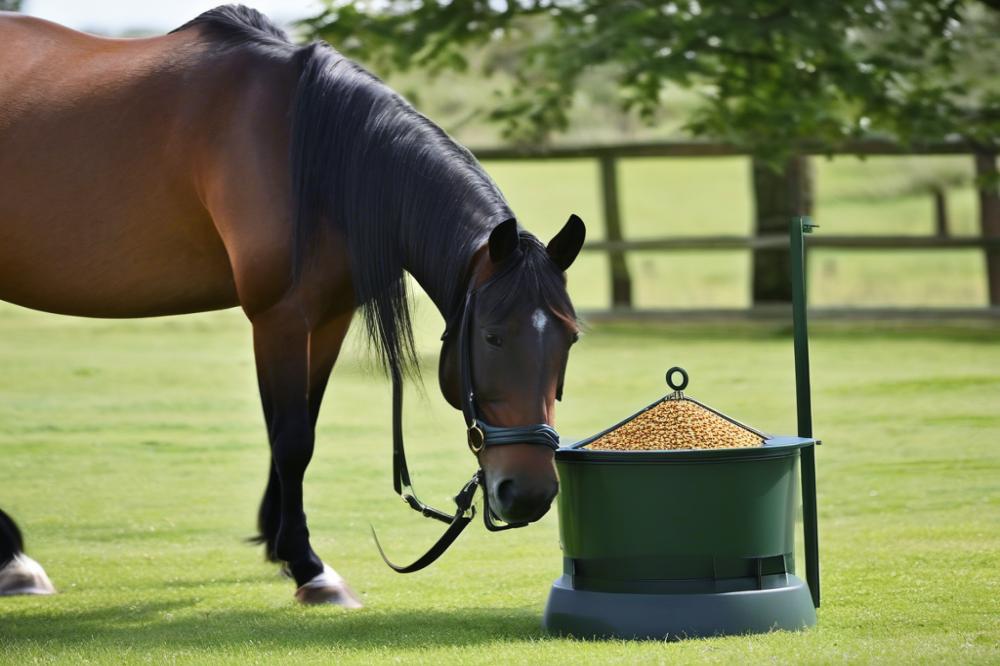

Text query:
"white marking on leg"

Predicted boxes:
[[294, 564, 363, 608], [0, 554, 56, 596], [531, 308, 548, 335]]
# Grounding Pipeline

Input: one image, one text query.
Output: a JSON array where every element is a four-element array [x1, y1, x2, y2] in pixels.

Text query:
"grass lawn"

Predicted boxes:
[[0, 301, 997, 664]]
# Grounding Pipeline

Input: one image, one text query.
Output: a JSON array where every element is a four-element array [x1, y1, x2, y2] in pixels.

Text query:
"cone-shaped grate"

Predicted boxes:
[[585, 368, 766, 451]]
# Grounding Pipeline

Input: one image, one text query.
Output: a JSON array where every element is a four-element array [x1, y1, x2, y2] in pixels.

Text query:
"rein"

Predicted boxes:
[[372, 259, 561, 573]]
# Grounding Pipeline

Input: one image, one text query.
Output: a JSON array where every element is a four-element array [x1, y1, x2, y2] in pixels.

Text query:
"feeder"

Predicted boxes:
[[543, 218, 821, 640]]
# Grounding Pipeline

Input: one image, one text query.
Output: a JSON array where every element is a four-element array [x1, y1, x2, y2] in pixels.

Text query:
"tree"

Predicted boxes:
[[0, 1, 22, 11], [304, 1, 999, 151], [302, 1, 1000, 303]]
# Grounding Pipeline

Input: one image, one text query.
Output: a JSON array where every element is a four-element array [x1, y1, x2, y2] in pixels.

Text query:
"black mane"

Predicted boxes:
[[288, 41, 517, 379], [174, 6, 571, 381], [171, 5, 291, 46]]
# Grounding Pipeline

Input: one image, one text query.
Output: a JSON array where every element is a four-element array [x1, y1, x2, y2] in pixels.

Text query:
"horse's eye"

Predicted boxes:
[[570, 332, 580, 345], [485, 333, 503, 348]]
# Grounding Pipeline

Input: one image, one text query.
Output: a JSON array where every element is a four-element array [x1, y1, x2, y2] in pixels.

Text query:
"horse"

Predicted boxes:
[[0, 5, 585, 606]]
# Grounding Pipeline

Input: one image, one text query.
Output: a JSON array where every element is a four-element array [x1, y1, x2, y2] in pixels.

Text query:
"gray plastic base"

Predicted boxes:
[[543, 574, 817, 640]]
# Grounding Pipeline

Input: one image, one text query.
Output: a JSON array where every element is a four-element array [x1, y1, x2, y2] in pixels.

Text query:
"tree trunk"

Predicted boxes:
[[751, 156, 814, 304], [975, 153, 1000, 307]]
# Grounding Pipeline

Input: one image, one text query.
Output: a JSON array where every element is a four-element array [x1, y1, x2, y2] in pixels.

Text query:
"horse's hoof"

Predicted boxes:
[[294, 564, 363, 608], [0, 554, 56, 596]]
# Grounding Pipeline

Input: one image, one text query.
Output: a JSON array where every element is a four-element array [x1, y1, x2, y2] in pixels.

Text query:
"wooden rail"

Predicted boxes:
[[473, 138, 994, 161], [579, 307, 1000, 321], [584, 235, 1000, 252], [472, 140, 1000, 315]]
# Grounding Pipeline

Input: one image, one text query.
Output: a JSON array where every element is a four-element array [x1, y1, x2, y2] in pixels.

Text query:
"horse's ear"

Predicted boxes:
[[488, 218, 519, 264], [547, 214, 586, 271]]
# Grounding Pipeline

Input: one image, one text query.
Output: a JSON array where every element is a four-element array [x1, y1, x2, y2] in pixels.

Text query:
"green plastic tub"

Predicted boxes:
[[543, 423, 818, 640], [544, 219, 822, 640]]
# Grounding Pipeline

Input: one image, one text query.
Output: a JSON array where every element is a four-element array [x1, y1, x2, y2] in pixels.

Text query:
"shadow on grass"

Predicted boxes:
[[0, 598, 546, 649]]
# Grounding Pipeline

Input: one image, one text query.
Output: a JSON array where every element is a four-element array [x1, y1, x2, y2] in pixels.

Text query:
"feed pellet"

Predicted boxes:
[[586, 399, 763, 451]]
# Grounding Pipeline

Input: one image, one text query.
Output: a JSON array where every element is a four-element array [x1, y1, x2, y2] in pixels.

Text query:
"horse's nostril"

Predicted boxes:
[[492, 478, 557, 523], [496, 478, 517, 512]]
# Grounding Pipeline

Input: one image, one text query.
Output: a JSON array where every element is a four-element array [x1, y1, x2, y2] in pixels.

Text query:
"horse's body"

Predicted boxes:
[[0, 7, 583, 604], [0, 11, 303, 318]]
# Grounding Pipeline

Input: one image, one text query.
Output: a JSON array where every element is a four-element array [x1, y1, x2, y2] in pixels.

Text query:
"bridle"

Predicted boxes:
[[372, 257, 561, 573]]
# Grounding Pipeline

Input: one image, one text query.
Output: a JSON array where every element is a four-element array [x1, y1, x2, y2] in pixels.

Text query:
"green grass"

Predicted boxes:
[[1, 301, 998, 664], [0, 155, 996, 663]]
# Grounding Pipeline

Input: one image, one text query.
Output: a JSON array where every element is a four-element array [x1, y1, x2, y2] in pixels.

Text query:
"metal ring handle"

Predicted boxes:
[[666, 366, 689, 392]]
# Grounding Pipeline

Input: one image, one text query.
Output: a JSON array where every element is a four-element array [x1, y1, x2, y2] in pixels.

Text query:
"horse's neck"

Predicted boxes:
[[403, 224, 489, 322]]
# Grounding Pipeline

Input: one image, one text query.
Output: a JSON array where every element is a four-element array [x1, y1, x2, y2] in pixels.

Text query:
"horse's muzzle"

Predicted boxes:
[[489, 475, 558, 525]]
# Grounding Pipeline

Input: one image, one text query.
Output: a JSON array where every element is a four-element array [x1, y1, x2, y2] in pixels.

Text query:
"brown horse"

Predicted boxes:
[[0, 6, 584, 605]]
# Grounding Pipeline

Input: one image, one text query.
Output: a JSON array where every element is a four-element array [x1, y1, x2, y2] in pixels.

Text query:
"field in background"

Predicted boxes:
[[0, 299, 998, 663], [391, 54, 988, 312], [0, 154, 996, 663], [483, 155, 986, 310]]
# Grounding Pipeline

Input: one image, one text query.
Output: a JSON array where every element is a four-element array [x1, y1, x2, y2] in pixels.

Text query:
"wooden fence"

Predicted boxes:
[[472, 139, 1000, 318]]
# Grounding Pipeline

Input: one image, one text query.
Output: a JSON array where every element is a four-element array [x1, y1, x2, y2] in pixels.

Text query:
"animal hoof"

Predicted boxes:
[[0, 555, 56, 596], [294, 565, 363, 608]]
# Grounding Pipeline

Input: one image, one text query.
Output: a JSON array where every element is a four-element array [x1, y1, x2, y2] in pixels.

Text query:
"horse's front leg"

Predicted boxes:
[[252, 305, 361, 607]]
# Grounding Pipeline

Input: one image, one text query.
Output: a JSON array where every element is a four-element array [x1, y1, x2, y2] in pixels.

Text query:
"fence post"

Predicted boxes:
[[975, 153, 1000, 307], [599, 155, 633, 309], [932, 187, 950, 237]]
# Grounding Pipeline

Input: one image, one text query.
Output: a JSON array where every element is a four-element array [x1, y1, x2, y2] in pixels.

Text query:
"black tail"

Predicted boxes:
[[246, 465, 281, 562], [245, 533, 278, 562], [0, 508, 25, 569]]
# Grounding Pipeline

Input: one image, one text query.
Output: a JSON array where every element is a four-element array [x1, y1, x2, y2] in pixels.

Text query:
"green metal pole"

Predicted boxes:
[[790, 216, 820, 608]]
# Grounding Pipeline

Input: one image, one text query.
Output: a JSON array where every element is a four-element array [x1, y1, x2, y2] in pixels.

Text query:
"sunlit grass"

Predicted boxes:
[[1, 303, 997, 664]]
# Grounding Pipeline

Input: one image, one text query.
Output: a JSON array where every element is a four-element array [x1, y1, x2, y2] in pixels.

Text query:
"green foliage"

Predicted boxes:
[[302, 1, 1000, 158], [0, 0, 22, 11]]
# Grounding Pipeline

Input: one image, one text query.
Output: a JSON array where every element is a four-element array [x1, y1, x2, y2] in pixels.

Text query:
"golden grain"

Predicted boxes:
[[586, 399, 763, 451]]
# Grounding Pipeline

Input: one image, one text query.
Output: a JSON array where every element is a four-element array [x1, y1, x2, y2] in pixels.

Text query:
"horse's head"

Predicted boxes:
[[439, 215, 585, 525]]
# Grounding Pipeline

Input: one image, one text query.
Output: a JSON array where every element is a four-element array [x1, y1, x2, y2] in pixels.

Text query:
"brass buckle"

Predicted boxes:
[[467, 421, 485, 454]]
